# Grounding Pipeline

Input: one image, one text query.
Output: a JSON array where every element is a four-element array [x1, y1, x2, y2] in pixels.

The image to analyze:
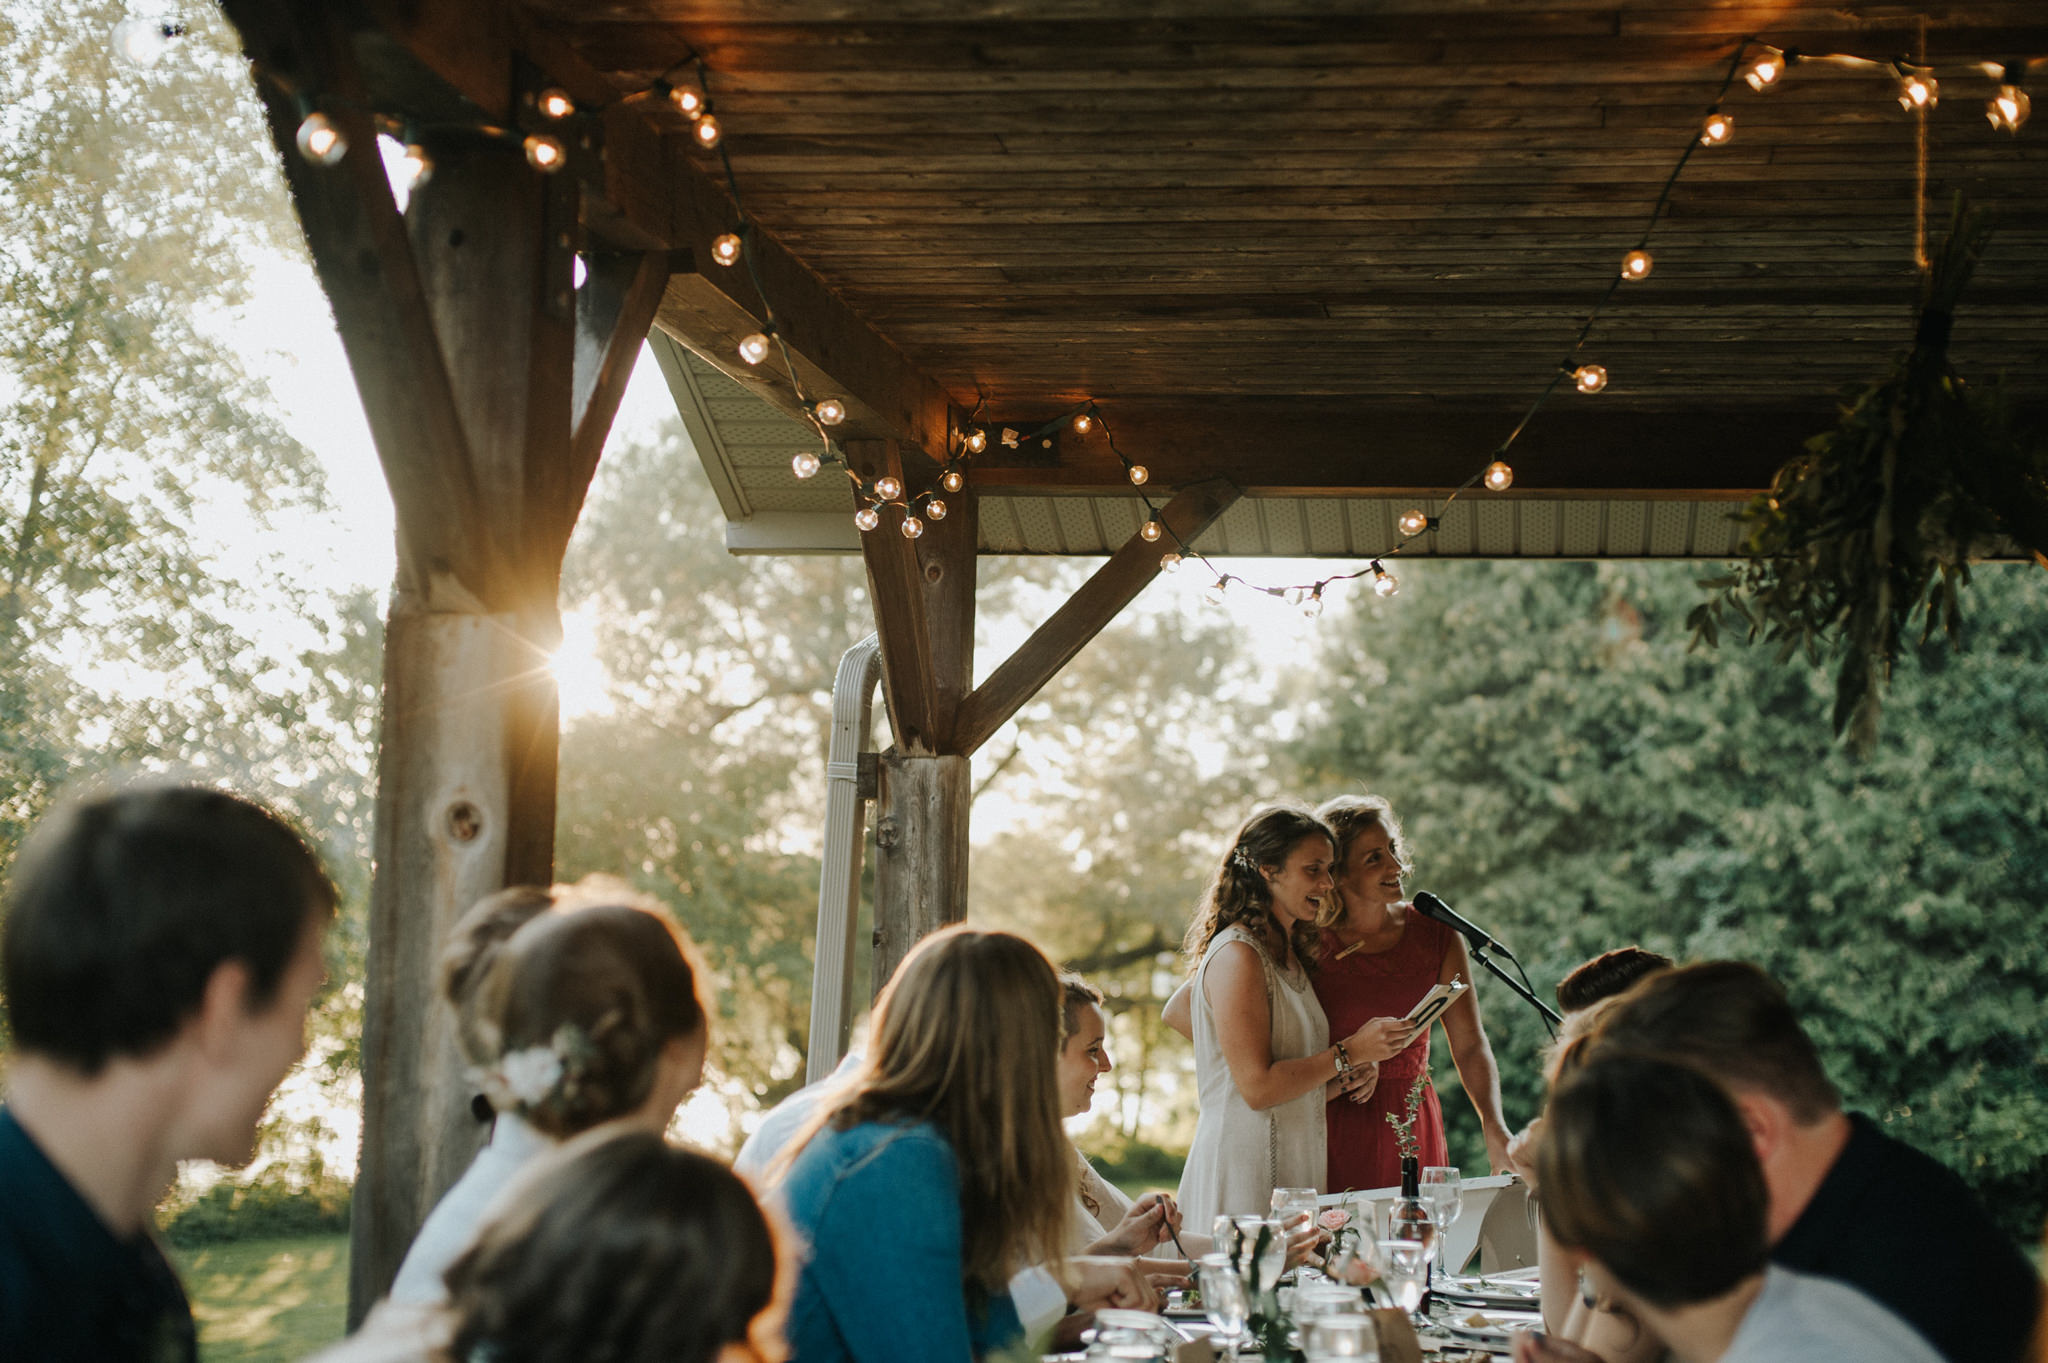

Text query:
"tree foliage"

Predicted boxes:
[[1297, 559, 2048, 1238]]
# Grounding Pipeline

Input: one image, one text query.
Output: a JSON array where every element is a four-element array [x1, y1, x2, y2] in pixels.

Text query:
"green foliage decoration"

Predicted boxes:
[[1690, 201, 2048, 752]]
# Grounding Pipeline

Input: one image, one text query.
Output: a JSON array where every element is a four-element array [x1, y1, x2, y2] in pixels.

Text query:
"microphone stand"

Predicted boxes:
[[1465, 938, 1562, 1033]]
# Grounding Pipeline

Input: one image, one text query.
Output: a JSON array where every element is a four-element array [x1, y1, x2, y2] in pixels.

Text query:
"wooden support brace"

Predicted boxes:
[[846, 439, 939, 754], [568, 249, 671, 543], [952, 479, 1240, 757]]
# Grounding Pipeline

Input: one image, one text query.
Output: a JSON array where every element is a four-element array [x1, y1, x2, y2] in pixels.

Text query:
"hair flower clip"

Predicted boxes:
[[495, 1045, 566, 1107]]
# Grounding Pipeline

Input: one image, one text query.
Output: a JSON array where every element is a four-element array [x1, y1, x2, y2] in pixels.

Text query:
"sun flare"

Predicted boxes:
[[552, 608, 615, 720]]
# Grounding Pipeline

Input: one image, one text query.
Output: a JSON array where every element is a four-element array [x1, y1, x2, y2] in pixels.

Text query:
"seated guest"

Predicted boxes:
[[0, 785, 335, 1362], [1521, 1052, 1941, 1363], [776, 927, 1155, 1362], [389, 879, 711, 1304], [1552, 946, 1671, 1015], [318, 1130, 787, 1363], [1586, 961, 2040, 1363]]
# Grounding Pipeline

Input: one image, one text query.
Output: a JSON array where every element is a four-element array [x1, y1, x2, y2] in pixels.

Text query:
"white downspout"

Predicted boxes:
[[805, 633, 883, 1083]]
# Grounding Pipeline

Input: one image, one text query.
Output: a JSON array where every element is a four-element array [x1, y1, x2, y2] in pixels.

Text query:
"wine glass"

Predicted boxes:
[[1420, 1167, 1462, 1270], [1197, 1253, 1250, 1353]]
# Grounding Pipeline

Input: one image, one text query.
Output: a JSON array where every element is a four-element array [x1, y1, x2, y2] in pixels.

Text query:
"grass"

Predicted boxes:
[[173, 1233, 350, 1362]]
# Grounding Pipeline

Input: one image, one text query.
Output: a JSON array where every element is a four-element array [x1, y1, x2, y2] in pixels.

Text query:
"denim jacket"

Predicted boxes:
[[781, 1118, 1024, 1363]]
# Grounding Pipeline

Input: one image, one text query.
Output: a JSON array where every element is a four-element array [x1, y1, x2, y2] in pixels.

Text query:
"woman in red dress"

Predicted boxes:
[[1313, 795, 1514, 1190]]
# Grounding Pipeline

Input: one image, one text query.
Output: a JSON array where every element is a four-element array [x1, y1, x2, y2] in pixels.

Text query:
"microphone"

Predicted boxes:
[[1411, 891, 1498, 953]]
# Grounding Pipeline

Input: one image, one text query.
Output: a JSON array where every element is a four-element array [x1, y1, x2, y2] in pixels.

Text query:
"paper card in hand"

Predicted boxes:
[[1402, 979, 1467, 1029]]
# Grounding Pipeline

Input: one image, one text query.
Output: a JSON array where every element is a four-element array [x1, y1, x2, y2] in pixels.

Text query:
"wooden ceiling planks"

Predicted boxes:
[[507, 0, 2047, 498]]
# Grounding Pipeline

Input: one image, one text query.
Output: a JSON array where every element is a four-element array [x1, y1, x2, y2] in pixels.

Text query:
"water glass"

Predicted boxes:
[[1197, 1253, 1249, 1352], [1271, 1185, 1320, 1229], [1294, 1281, 1364, 1323], [1378, 1236, 1428, 1312], [1301, 1312, 1380, 1362], [1420, 1166, 1463, 1238]]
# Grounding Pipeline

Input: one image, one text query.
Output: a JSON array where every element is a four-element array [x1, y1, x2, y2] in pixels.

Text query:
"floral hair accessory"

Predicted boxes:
[[475, 1021, 601, 1114], [495, 1046, 564, 1106], [1229, 846, 1259, 874]]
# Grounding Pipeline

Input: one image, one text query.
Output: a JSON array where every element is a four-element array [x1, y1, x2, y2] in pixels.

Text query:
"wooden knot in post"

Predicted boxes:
[[876, 814, 901, 850], [446, 801, 484, 843], [923, 562, 943, 584]]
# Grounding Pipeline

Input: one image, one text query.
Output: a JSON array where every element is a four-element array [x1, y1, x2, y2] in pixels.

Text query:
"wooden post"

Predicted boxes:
[[871, 753, 972, 997], [218, 3, 668, 1319]]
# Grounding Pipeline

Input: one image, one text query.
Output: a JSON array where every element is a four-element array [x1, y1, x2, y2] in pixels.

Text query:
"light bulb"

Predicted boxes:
[[296, 112, 347, 165], [738, 332, 771, 365], [942, 469, 965, 493], [538, 88, 575, 120], [1073, 412, 1094, 434], [1128, 464, 1149, 486], [694, 114, 722, 148], [1621, 249, 1653, 281], [1300, 589, 1324, 619], [400, 142, 434, 189], [111, 17, 178, 68], [1699, 111, 1733, 146], [1897, 72, 1938, 111], [1574, 364, 1609, 394], [901, 514, 925, 539], [1397, 508, 1429, 538], [1204, 577, 1230, 606], [1483, 460, 1514, 492], [791, 450, 822, 479], [523, 134, 565, 172], [1988, 86, 2030, 134], [572, 255, 589, 290], [1141, 520, 1163, 542], [1743, 52, 1783, 92], [711, 233, 742, 266], [814, 397, 846, 425], [672, 87, 704, 118], [963, 429, 987, 455], [1373, 570, 1400, 599], [874, 476, 903, 501], [1160, 552, 1182, 572], [854, 506, 880, 532], [926, 498, 948, 521]]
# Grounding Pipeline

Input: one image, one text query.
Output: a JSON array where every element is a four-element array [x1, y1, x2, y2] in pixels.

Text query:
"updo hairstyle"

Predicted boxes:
[[447, 878, 710, 1138], [444, 1130, 787, 1363], [1182, 804, 1336, 967]]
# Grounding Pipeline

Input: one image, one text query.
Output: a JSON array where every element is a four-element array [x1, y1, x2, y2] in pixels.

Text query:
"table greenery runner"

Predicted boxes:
[[1690, 199, 2048, 752]]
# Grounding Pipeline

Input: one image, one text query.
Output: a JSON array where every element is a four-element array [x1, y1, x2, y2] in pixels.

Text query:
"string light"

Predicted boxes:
[[1573, 364, 1609, 394], [1141, 520, 1163, 542], [1160, 552, 1182, 572], [1073, 412, 1095, 434], [963, 429, 987, 455], [694, 115, 722, 149], [791, 450, 822, 479], [1988, 73, 2030, 133], [1397, 509, 1430, 538], [737, 332, 771, 365], [1371, 563, 1400, 598], [1621, 248, 1654, 281], [942, 469, 965, 493], [1699, 110, 1734, 145], [671, 87, 704, 119], [712, 233, 742, 266], [1743, 49, 1786, 91], [538, 88, 575, 120], [813, 397, 846, 425], [874, 476, 903, 501], [1299, 587, 1325, 619], [523, 133, 565, 172], [1483, 460, 1514, 492], [295, 111, 347, 165], [1897, 68, 1938, 111], [854, 506, 880, 532], [1204, 577, 1230, 606], [901, 514, 925, 539], [926, 499, 948, 521], [1127, 464, 1149, 486], [400, 141, 433, 189]]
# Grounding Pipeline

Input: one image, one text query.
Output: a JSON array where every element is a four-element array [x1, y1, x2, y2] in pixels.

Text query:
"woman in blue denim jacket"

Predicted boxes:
[[775, 927, 1090, 1362]]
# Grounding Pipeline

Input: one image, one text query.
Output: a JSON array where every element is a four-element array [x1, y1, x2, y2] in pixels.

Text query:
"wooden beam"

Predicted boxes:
[[962, 403, 1837, 498], [871, 754, 970, 1000], [952, 479, 1239, 757], [568, 249, 672, 541], [846, 440, 939, 753]]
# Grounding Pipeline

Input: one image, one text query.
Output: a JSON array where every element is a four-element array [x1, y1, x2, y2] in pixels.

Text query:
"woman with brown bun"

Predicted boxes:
[[388, 879, 711, 1305]]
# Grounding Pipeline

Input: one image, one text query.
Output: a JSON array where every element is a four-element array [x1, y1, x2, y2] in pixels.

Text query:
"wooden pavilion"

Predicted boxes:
[[214, 0, 2048, 1319]]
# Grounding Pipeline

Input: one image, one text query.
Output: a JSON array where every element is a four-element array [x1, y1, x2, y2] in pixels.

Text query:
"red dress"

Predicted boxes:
[[1314, 913, 1453, 1192]]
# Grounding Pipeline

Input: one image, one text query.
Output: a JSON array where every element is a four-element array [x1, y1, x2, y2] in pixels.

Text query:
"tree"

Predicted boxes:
[[1296, 558, 2048, 1237]]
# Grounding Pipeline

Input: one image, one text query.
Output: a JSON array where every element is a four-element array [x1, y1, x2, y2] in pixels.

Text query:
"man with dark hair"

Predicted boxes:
[[1587, 961, 2040, 1363], [1552, 945, 1671, 1015], [0, 785, 336, 1361]]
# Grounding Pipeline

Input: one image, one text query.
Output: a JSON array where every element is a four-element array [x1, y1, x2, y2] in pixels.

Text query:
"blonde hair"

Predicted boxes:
[[448, 879, 711, 1138], [794, 927, 1071, 1296], [1182, 804, 1334, 968], [1314, 793, 1414, 927]]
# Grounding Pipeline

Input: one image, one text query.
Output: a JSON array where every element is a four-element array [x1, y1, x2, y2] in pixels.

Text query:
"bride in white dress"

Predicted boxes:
[[1175, 806, 1382, 1230]]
